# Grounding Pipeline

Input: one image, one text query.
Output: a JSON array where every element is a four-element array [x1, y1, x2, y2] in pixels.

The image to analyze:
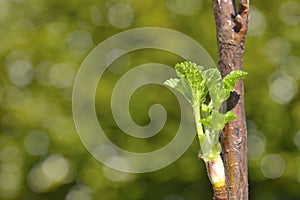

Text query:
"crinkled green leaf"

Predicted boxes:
[[210, 111, 226, 131], [222, 70, 247, 99], [200, 110, 236, 159], [202, 69, 226, 110], [198, 128, 213, 158], [200, 111, 225, 140], [199, 128, 222, 160], [174, 61, 207, 104], [164, 78, 193, 104], [199, 110, 237, 159]]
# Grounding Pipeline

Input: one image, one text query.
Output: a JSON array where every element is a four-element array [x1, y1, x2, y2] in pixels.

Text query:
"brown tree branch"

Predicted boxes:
[[213, 0, 250, 199]]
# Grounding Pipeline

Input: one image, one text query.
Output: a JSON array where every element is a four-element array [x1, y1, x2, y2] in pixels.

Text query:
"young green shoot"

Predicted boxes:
[[164, 61, 246, 190]]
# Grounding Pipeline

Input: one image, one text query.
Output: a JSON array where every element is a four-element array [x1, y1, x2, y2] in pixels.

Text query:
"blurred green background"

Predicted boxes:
[[1, 0, 300, 199]]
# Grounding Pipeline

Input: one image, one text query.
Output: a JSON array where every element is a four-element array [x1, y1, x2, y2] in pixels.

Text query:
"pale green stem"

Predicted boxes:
[[193, 104, 226, 189], [192, 103, 205, 144]]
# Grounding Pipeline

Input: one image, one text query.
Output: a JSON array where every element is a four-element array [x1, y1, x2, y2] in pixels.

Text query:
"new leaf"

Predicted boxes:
[[164, 61, 246, 161]]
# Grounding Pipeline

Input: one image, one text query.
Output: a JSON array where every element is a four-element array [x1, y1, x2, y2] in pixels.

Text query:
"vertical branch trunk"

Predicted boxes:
[[213, 0, 250, 199]]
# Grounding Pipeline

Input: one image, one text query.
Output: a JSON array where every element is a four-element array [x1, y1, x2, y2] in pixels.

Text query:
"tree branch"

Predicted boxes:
[[212, 0, 250, 199]]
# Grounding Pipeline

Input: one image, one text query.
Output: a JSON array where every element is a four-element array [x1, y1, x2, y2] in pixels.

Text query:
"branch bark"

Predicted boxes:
[[212, 0, 250, 199]]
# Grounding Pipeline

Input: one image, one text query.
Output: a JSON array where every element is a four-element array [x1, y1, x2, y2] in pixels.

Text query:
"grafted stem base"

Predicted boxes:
[[213, 185, 227, 200]]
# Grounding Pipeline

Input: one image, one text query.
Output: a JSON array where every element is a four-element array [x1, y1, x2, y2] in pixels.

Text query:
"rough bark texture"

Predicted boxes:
[[213, 0, 250, 199]]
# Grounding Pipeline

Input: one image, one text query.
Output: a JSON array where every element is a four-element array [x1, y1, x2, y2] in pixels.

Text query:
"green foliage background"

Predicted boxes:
[[0, 0, 300, 199]]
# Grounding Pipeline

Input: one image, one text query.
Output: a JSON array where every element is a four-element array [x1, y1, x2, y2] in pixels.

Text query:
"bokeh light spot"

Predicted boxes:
[[66, 185, 93, 200], [108, 3, 134, 28], [24, 130, 49, 156], [248, 131, 266, 161], [67, 29, 93, 55], [6, 60, 34, 87], [265, 37, 290, 65], [41, 154, 70, 182], [260, 154, 286, 179], [49, 63, 75, 88], [92, 144, 118, 161], [90, 6, 103, 26], [280, 56, 300, 80], [28, 164, 52, 193], [248, 6, 267, 36], [279, 1, 300, 26], [102, 156, 131, 182], [28, 154, 73, 193], [269, 74, 297, 105]]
